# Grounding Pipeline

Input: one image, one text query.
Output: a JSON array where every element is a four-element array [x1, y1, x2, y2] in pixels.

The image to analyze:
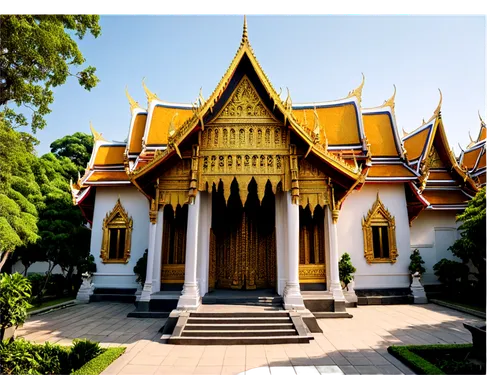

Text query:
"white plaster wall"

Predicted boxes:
[[410, 210, 460, 285], [90, 186, 150, 289], [197, 191, 211, 297], [337, 184, 412, 289]]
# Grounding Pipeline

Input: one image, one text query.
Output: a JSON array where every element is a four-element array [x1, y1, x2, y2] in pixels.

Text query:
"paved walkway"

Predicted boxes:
[[17, 302, 484, 375]]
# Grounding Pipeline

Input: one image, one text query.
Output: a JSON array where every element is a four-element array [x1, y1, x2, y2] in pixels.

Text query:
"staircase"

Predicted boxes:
[[165, 311, 314, 345]]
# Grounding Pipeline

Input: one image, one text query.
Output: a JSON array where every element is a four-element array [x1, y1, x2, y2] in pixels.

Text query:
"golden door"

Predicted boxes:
[[209, 182, 276, 290]]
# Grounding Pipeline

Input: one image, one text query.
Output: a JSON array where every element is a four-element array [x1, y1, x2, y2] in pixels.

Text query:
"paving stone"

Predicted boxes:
[[338, 365, 360, 374], [315, 365, 343, 374]]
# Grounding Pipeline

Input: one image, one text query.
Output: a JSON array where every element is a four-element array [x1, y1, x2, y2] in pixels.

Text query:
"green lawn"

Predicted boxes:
[[28, 296, 75, 312]]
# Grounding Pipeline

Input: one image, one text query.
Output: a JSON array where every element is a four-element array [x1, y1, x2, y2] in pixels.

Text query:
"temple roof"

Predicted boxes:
[[458, 112, 486, 187]]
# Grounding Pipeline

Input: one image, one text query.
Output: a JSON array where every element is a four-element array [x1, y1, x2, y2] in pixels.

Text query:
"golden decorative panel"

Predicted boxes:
[[299, 264, 326, 284], [198, 75, 291, 205], [100, 198, 133, 264], [158, 158, 191, 207], [428, 146, 445, 169], [362, 193, 398, 264], [161, 264, 185, 284], [298, 158, 330, 212]]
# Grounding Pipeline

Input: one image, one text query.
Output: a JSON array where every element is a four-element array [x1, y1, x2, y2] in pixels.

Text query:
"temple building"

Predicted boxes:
[[71, 19, 486, 332]]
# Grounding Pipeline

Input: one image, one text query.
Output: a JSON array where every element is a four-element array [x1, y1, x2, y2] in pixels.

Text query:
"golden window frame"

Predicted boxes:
[[100, 198, 133, 263], [362, 193, 398, 264]]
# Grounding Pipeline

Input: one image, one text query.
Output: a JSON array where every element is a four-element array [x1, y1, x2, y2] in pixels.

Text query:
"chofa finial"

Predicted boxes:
[[347, 73, 365, 103], [142, 78, 159, 103], [478, 110, 486, 127], [383, 84, 397, 110], [125, 86, 140, 112], [90, 121, 106, 142]]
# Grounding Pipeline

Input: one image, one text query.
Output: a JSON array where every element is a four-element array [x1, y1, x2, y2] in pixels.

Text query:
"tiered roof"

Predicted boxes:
[[72, 18, 485, 222]]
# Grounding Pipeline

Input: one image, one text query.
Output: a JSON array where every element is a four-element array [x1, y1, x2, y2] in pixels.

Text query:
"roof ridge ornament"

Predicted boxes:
[[242, 15, 248, 44], [402, 128, 409, 137], [90, 121, 106, 142], [142, 78, 159, 103], [313, 106, 321, 143], [383, 84, 397, 110], [284, 87, 292, 111], [347, 73, 365, 104], [198, 87, 205, 106], [125, 86, 141, 112], [169, 113, 178, 137], [425, 88, 443, 123], [478, 110, 486, 127]]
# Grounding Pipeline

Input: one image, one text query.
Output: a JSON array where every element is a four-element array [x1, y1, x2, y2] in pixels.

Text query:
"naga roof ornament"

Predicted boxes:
[[169, 113, 178, 137], [478, 110, 486, 127], [424, 89, 443, 124], [313, 106, 321, 143], [142, 78, 159, 103], [382, 85, 397, 110]]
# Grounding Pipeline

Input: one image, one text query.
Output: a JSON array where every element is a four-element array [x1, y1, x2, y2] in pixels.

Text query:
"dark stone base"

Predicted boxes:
[[355, 288, 413, 305], [161, 314, 180, 335], [302, 316, 323, 333], [334, 300, 347, 312], [161, 283, 183, 291], [312, 312, 353, 319], [304, 299, 333, 312], [300, 283, 327, 291]]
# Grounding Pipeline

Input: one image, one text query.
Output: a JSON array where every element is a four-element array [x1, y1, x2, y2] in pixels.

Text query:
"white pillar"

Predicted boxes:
[[152, 207, 164, 293], [275, 191, 287, 296], [177, 194, 201, 310], [197, 192, 211, 297], [283, 191, 305, 310], [139, 220, 157, 302], [326, 206, 345, 301]]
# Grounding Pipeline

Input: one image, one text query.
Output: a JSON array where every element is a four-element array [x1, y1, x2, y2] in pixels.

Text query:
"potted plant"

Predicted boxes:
[[409, 249, 427, 303], [0, 273, 33, 341], [339, 253, 357, 305], [76, 255, 96, 303], [133, 249, 148, 298]]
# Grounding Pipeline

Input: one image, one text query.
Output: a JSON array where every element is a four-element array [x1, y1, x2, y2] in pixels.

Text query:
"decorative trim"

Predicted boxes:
[[362, 193, 398, 264], [100, 198, 133, 264]]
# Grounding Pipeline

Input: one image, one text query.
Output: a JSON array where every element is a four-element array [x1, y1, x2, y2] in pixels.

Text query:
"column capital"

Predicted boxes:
[[332, 209, 340, 224]]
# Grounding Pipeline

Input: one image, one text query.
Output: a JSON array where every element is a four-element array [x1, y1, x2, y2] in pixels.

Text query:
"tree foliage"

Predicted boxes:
[[0, 119, 41, 269], [0, 273, 32, 340], [0, 15, 101, 132], [50, 132, 93, 172], [409, 249, 426, 275], [339, 253, 356, 290]]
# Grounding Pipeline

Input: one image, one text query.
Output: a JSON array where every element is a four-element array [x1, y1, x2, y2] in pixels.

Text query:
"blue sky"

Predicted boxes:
[[34, 15, 485, 155]]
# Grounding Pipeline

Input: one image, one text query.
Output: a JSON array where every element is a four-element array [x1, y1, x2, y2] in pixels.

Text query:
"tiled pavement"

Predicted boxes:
[[17, 302, 484, 375]]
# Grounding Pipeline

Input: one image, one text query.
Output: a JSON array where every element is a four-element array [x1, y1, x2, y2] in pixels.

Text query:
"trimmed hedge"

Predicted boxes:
[[72, 347, 126, 375], [388, 344, 475, 375]]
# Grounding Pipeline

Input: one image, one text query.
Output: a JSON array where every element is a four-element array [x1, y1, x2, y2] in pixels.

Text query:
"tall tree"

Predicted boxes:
[[0, 15, 101, 132], [50, 132, 93, 172], [448, 187, 486, 301], [0, 118, 41, 270]]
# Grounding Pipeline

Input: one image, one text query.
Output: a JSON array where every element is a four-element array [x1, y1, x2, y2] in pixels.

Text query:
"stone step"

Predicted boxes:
[[182, 329, 298, 337], [190, 312, 289, 318], [167, 335, 313, 345], [187, 317, 291, 324], [184, 323, 294, 330]]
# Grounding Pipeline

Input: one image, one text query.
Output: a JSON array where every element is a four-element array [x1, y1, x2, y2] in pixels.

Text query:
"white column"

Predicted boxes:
[[197, 192, 211, 297], [177, 193, 201, 310], [152, 207, 164, 293], [139, 220, 157, 302], [326, 206, 345, 301], [275, 191, 287, 296], [283, 191, 305, 310]]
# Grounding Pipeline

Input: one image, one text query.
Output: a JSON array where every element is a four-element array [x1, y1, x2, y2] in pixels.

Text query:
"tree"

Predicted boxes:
[[0, 15, 101, 132], [0, 119, 41, 271], [409, 249, 426, 275], [50, 132, 93, 172], [339, 253, 357, 290], [448, 187, 486, 301]]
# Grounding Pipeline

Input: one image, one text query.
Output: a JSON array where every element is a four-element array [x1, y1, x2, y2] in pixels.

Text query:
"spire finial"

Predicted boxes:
[[347, 73, 365, 103], [478, 110, 486, 127], [383, 84, 397, 110], [242, 15, 248, 43]]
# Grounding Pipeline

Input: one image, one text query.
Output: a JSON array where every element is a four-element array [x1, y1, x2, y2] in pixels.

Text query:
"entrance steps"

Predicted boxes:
[[164, 311, 314, 345]]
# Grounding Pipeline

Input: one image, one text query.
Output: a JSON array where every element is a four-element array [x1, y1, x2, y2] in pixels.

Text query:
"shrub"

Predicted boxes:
[[27, 273, 46, 302], [133, 249, 148, 286], [46, 273, 67, 297], [72, 347, 126, 375], [433, 259, 470, 298], [0, 273, 32, 340], [409, 249, 426, 275], [0, 338, 109, 375], [338, 253, 356, 290], [69, 339, 103, 370]]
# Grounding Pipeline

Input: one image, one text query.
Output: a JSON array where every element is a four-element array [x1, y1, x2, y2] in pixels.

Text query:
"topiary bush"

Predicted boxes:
[[433, 259, 470, 298], [409, 249, 426, 276], [69, 339, 103, 370], [339, 253, 356, 290], [133, 249, 148, 286], [0, 273, 32, 340], [27, 273, 46, 302]]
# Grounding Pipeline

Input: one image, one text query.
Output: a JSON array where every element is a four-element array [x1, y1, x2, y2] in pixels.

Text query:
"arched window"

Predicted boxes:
[[362, 193, 398, 264], [100, 198, 133, 263]]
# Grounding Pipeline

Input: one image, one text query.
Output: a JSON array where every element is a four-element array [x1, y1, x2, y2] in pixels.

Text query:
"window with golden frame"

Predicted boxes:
[[361, 193, 398, 264], [100, 198, 133, 263]]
